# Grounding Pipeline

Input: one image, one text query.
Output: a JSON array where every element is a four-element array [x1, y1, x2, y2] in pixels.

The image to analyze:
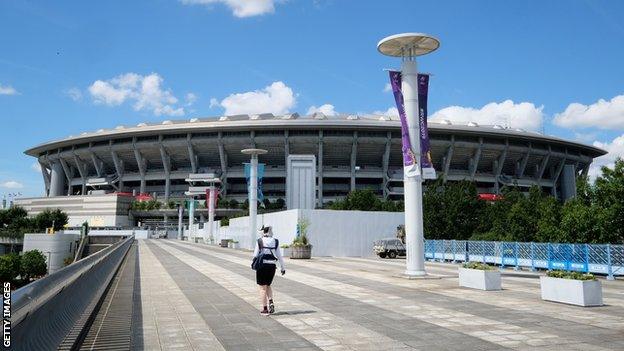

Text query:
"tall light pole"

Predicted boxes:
[[378, 33, 440, 276], [242, 148, 267, 249]]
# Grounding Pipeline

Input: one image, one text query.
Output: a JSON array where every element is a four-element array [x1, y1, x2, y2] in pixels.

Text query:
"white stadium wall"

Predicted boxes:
[[218, 209, 404, 257]]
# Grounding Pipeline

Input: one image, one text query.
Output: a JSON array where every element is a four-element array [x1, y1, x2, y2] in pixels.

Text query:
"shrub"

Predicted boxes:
[[0, 253, 21, 282], [463, 262, 495, 270], [546, 270, 596, 281], [21, 250, 48, 280], [280, 244, 290, 249], [63, 256, 74, 266]]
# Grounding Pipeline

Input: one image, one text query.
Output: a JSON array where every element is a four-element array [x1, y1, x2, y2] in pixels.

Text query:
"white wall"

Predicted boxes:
[[302, 209, 403, 257], [23, 233, 80, 274], [216, 209, 404, 257]]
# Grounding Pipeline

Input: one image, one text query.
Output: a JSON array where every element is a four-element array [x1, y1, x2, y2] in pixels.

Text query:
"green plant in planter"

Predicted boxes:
[[293, 218, 312, 247], [463, 262, 495, 270], [546, 270, 596, 281], [280, 244, 290, 249]]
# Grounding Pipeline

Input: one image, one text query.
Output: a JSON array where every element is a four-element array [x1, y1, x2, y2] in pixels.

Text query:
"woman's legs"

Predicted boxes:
[[266, 286, 273, 301], [259, 285, 267, 308]]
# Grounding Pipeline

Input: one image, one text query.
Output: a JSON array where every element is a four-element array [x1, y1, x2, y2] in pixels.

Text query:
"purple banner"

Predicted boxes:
[[389, 71, 417, 169], [388, 71, 436, 179], [418, 74, 436, 179]]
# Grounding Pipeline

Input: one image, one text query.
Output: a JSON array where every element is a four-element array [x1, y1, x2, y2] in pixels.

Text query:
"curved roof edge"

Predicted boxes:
[[25, 113, 607, 157]]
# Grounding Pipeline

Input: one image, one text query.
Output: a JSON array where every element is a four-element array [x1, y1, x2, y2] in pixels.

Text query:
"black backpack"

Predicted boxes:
[[251, 238, 279, 270]]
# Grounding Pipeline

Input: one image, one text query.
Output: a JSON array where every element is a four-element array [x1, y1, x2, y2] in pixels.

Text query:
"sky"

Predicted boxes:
[[1, 0, 624, 198]]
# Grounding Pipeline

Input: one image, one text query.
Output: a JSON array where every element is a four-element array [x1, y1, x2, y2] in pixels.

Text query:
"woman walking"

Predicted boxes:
[[253, 226, 285, 315]]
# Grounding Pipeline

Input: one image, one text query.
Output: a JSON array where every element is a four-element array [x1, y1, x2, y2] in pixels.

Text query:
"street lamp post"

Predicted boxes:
[[378, 33, 440, 277], [242, 148, 267, 249]]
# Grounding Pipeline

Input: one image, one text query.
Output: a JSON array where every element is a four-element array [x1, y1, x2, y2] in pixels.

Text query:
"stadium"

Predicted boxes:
[[24, 112, 606, 206]]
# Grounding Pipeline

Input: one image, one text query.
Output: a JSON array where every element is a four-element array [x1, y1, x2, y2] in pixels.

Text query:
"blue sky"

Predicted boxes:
[[1, 0, 624, 198]]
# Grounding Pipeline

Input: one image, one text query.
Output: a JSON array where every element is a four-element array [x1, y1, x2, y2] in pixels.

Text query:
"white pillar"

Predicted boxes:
[[402, 59, 426, 276], [178, 204, 183, 240], [49, 161, 66, 197], [249, 155, 259, 249], [188, 199, 195, 242], [208, 186, 215, 243]]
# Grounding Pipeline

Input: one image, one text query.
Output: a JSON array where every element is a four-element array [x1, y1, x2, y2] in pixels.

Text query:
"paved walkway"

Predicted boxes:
[[136, 239, 624, 351]]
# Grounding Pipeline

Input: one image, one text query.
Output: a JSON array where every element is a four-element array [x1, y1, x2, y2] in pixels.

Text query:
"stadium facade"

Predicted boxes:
[[25, 113, 606, 206]]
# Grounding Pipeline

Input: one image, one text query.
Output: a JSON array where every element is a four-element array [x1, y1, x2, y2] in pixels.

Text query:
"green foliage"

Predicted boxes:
[[0, 253, 21, 282], [546, 270, 596, 281], [423, 180, 485, 240], [293, 218, 311, 247], [63, 256, 74, 267], [463, 262, 495, 270], [0, 206, 69, 239], [21, 250, 47, 280], [220, 217, 230, 226], [280, 243, 290, 248], [32, 209, 68, 232], [330, 189, 402, 212], [131, 199, 163, 211]]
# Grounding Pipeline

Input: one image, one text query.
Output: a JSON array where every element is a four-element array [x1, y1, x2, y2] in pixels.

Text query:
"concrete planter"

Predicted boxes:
[[231, 242, 240, 249], [220, 239, 229, 248], [540, 276, 603, 307], [458, 267, 502, 291], [291, 245, 312, 259], [281, 247, 291, 257]]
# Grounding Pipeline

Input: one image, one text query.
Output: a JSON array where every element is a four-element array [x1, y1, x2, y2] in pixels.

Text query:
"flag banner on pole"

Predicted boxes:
[[389, 71, 419, 177], [388, 71, 436, 179], [418, 74, 436, 179], [244, 163, 265, 202]]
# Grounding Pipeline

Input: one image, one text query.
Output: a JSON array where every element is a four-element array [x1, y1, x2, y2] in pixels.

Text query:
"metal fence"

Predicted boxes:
[[424, 239, 624, 279], [10, 236, 134, 351]]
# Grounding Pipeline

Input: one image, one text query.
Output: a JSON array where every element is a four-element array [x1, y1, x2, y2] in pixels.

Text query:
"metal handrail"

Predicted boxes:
[[11, 236, 134, 327]]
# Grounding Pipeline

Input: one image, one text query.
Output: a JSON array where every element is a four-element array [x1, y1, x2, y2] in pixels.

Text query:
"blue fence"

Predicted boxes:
[[424, 240, 624, 279]]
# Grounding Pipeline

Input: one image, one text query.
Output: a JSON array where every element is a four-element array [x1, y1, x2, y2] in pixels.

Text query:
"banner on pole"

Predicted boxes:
[[388, 71, 436, 179], [244, 163, 265, 202], [417, 74, 436, 179]]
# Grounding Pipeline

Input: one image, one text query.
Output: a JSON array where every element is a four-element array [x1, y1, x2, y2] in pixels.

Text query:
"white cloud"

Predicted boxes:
[[383, 83, 392, 93], [0, 181, 23, 189], [0, 84, 18, 95], [430, 100, 544, 131], [214, 81, 296, 116], [65, 87, 82, 101], [307, 104, 337, 116], [88, 73, 185, 116], [553, 94, 624, 130], [185, 92, 197, 106], [373, 107, 399, 117], [31, 162, 42, 173], [589, 134, 624, 180], [180, 0, 279, 18]]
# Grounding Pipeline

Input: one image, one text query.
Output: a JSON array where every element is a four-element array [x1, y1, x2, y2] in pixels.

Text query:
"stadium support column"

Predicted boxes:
[[59, 158, 73, 196], [382, 132, 391, 200], [134, 138, 147, 194], [218, 132, 228, 196], [442, 136, 454, 184], [159, 141, 171, 202], [318, 131, 324, 208], [49, 160, 66, 197], [111, 150, 124, 192], [39, 160, 51, 197], [401, 58, 426, 276], [350, 131, 358, 192]]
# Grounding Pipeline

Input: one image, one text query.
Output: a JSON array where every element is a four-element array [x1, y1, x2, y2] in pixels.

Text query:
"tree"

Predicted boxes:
[[21, 250, 47, 280], [424, 180, 485, 240], [32, 209, 68, 231], [0, 253, 21, 283]]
